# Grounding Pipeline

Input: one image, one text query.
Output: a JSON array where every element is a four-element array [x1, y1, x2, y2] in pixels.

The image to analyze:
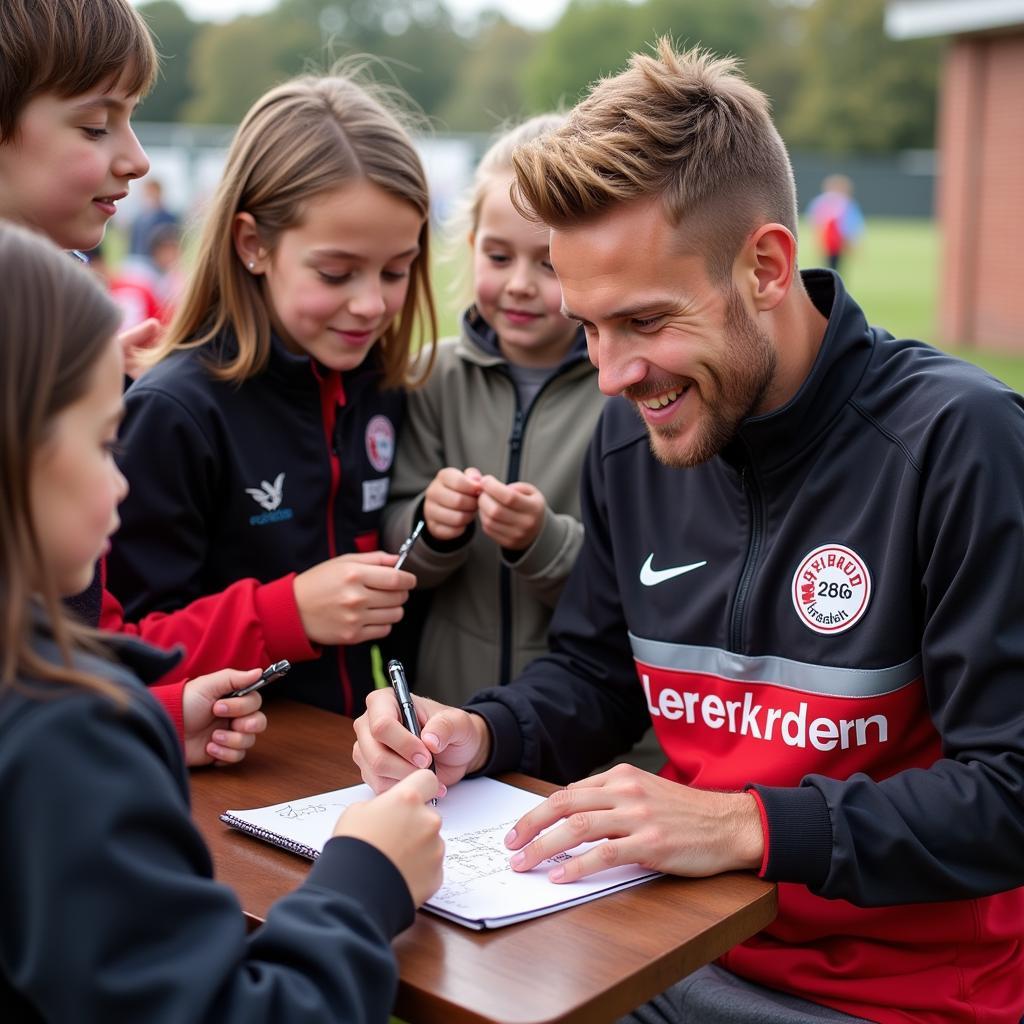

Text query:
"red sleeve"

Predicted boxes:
[[746, 787, 772, 878], [99, 569, 318, 687], [147, 680, 187, 744]]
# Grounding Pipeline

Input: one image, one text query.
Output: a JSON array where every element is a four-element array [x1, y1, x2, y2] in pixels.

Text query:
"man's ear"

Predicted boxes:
[[736, 223, 796, 313], [232, 212, 266, 274]]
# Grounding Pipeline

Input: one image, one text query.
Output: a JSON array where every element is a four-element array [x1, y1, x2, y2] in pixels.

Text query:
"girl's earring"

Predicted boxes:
[[247, 261, 255, 271]]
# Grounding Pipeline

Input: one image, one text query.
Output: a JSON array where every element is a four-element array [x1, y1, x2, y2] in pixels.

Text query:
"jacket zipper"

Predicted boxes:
[[315, 365, 353, 714], [497, 362, 579, 684], [730, 459, 764, 652], [499, 407, 525, 683]]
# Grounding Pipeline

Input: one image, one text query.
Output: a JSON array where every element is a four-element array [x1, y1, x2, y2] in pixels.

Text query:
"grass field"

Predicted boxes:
[[810, 218, 938, 344], [432, 218, 1024, 393], [802, 218, 1023, 392]]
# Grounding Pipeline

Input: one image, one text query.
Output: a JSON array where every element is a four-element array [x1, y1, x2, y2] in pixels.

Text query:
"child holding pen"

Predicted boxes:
[[106, 70, 439, 716], [0, 220, 443, 1022], [0, 0, 272, 764]]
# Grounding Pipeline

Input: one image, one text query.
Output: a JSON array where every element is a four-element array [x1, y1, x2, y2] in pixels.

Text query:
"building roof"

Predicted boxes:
[[886, 0, 1024, 38]]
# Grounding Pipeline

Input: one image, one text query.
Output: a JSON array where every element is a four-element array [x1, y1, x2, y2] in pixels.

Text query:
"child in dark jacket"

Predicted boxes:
[[0, 221, 443, 1023], [107, 72, 439, 716], [0, 0, 275, 761]]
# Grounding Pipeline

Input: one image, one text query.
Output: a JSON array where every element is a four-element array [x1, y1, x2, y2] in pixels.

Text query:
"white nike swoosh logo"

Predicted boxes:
[[639, 554, 708, 586]]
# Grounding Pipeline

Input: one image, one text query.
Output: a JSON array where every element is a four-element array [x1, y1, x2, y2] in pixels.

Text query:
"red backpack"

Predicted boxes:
[[822, 214, 843, 256]]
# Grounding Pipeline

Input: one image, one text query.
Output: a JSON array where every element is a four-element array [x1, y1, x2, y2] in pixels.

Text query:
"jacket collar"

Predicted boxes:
[[210, 326, 385, 394], [31, 606, 182, 686], [722, 270, 875, 474]]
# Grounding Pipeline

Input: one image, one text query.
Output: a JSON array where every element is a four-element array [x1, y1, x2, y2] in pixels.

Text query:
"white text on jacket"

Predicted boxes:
[[641, 675, 888, 751]]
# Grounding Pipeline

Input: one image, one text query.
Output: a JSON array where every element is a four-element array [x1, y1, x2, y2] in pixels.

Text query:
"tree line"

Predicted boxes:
[[138, 0, 942, 153]]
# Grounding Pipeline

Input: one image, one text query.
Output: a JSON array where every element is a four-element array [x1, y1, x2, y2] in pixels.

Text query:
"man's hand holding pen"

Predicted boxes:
[[353, 688, 492, 796], [352, 686, 763, 889]]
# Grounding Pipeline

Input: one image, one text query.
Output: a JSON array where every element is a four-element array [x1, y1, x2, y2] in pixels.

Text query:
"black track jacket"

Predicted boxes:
[[108, 332, 404, 715], [467, 271, 1024, 1023]]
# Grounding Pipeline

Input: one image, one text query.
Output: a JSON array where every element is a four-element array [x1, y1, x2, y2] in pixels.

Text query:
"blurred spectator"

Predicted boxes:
[[86, 222, 183, 330], [129, 178, 178, 257], [144, 221, 185, 318], [806, 174, 864, 273]]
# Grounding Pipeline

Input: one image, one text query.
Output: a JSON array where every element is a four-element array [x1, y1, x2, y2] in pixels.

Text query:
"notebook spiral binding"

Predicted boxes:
[[220, 813, 321, 861]]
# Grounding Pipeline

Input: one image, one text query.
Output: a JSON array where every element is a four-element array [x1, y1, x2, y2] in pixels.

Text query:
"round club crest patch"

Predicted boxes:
[[365, 415, 395, 473], [791, 543, 871, 635]]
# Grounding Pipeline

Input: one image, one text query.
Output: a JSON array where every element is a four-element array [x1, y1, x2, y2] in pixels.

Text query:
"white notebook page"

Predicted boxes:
[[222, 776, 659, 929]]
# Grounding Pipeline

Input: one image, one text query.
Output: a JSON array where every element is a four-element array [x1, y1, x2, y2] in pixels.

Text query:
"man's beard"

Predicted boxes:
[[634, 288, 777, 469]]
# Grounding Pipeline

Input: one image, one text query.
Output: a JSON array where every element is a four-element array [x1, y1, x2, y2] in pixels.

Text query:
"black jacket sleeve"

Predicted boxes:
[[466, 425, 651, 783], [0, 685, 412, 1023]]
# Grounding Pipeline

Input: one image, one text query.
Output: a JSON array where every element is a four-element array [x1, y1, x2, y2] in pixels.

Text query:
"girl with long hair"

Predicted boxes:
[[107, 72, 438, 715], [0, 221, 442, 1020]]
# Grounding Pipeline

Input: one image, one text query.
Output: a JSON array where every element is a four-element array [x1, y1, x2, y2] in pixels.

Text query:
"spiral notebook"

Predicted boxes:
[[221, 776, 660, 929]]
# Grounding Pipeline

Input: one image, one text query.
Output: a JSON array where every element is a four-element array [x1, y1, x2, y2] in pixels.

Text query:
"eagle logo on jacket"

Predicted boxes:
[[246, 473, 285, 512]]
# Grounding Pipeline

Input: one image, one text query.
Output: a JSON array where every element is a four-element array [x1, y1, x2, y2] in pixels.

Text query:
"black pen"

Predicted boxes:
[[227, 660, 291, 699], [393, 519, 425, 571], [387, 658, 438, 806]]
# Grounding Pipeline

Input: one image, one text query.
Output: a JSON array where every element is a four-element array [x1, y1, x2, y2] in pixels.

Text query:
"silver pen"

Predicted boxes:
[[393, 519, 425, 571], [387, 657, 438, 806], [227, 659, 291, 699]]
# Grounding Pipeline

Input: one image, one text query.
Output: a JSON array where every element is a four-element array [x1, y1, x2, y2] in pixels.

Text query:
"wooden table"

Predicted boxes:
[[190, 700, 776, 1024]]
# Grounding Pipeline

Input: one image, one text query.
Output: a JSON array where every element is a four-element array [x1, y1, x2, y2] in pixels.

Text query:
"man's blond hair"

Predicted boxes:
[[512, 39, 797, 283]]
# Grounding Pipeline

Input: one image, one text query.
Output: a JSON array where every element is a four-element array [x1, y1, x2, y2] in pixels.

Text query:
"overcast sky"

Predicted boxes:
[[154, 0, 572, 29]]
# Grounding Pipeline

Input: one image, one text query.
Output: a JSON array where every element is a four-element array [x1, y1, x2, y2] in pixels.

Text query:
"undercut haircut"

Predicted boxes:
[[512, 39, 797, 283], [0, 0, 158, 143]]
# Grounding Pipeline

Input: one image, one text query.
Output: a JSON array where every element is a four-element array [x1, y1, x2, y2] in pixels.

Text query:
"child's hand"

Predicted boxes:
[[182, 668, 268, 767], [423, 466, 483, 541], [293, 551, 415, 645], [119, 318, 163, 380], [478, 475, 546, 551], [332, 769, 443, 906]]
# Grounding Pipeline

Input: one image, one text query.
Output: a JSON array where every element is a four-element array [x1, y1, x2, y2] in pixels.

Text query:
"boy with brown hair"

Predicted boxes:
[[0, 0, 153, 251], [0, 0, 276, 768]]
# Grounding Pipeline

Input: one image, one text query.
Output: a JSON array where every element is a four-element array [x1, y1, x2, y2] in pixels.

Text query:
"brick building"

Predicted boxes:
[[887, 1, 1024, 352]]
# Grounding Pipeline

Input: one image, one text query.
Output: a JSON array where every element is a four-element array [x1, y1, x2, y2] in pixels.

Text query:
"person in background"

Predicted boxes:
[[85, 238, 160, 330], [89, 222, 185, 330], [107, 71, 439, 717], [146, 220, 186, 316], [806, 174, 864, 274], [129, 177, 178, 257]]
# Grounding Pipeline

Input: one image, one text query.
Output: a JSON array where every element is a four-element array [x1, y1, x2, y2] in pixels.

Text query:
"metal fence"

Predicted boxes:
[[128, 122, 937, 231]]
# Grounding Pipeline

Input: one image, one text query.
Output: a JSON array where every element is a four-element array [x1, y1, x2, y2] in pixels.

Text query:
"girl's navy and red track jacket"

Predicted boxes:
[[107, 331, 404, 715]]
